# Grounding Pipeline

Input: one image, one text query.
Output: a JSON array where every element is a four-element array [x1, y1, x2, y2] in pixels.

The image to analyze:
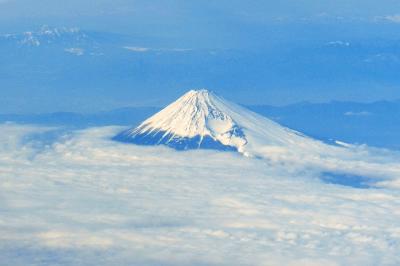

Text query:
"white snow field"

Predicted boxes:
[[1, 123, 400, 266]]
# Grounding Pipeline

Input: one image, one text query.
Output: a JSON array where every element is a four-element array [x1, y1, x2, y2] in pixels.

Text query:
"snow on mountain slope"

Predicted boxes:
[[114, 89, 337, 157], [0, 25, 89, 47]]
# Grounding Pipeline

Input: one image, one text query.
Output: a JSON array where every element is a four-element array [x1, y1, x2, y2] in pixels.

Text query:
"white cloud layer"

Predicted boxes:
[[0, 123, 400, 265]]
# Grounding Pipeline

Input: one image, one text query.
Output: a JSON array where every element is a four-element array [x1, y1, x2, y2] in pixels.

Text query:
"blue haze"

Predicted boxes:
[[1, 1, 400, 113]]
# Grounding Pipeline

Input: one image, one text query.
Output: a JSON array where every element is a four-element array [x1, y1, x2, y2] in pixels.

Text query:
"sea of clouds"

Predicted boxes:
[[0, 123, 400, 266]]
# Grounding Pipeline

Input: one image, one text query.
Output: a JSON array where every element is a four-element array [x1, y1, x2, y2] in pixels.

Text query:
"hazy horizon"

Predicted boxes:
[[1, 0, 400, 113]]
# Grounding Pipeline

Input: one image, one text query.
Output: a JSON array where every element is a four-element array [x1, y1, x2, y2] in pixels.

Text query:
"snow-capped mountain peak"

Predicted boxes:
[[114, 89, 248, 151], [114, 89, 334, 156], [142, 89, 243, 137]]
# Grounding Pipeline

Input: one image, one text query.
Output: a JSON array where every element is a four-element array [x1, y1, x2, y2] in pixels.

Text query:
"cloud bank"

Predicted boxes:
[[0, 123, 400, 265]]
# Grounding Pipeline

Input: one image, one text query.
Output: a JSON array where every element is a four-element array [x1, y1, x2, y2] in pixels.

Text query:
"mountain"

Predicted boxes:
[[0, 25, 92, 48], [113, 90, 333, 156]]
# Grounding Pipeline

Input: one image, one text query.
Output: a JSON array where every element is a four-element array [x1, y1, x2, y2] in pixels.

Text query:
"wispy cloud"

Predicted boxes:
[[64, 47, 84, 56], [326, 41, 351, 47], [123, 46, 150, 52], [344, 111, 371, 116], [383, 14, 400, 23], [123, 46, 192, 53], [374, 14, 400, 23]]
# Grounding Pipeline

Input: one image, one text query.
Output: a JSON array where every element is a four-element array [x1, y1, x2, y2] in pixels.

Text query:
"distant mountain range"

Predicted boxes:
[[1, 100, 399, 150], [2, 26, 400, 114], [0, 25, 91, 47]]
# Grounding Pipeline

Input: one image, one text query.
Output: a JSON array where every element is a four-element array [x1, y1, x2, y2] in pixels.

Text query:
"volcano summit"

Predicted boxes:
[[113, 89, 329, 155]]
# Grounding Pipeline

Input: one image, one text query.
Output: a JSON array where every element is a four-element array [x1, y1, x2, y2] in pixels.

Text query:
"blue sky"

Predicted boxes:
[[1, 0, 400, 113], [2, 0, 400, 43]]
